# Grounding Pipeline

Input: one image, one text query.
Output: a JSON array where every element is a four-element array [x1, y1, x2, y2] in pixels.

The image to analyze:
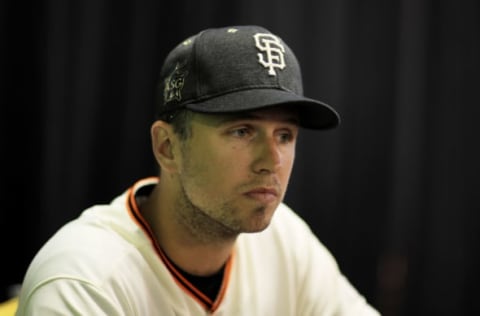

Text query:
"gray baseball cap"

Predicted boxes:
[[157, 25, 340, 129]]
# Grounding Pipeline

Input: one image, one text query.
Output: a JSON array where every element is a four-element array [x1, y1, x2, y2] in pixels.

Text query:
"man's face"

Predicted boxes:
[[174, 107, 298, 236]]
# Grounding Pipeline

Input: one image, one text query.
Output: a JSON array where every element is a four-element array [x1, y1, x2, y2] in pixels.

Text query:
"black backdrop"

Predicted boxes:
[[1, 1, 479, 315]]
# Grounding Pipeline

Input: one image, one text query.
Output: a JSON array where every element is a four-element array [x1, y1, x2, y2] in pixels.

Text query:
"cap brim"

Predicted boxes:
[[185, 88, 340, 130]]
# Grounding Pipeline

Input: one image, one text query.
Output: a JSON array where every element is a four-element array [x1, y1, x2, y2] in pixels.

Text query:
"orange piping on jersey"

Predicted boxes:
[[211, 250, 234, 312], [126, 177, 234, 312], [126, 177, 159, 227], [156, 245, 213, 305]]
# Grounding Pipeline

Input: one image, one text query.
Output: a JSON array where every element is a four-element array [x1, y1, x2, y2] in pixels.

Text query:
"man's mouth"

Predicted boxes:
[[245, 187, 279, 203]]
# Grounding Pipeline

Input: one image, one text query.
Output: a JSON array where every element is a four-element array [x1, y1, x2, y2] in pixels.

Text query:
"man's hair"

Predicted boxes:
[[159, 109, 193, 140]]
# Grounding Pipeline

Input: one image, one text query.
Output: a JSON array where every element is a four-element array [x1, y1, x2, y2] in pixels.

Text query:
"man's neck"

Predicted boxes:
[[139, 183, 236, 276]]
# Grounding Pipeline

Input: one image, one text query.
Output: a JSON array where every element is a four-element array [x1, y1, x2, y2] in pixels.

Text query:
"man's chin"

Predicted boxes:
[[243, 210, 276, 233], [242, 224, 271, 234]]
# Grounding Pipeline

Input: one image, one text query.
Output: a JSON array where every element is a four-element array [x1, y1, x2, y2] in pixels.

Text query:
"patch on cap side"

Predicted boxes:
[[164, 62, 189, 104]]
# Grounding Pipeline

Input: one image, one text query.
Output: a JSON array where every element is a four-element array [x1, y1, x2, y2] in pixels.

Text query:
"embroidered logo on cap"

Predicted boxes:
[[254, 33, 286, 76], [164, 62, 188, 104]]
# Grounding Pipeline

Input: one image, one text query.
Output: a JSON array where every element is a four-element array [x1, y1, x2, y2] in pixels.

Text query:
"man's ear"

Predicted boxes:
[[150, 120, 178, 173]]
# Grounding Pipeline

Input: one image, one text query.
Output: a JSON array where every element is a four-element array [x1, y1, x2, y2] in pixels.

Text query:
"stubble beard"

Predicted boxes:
[[174, 181, 244, 244]]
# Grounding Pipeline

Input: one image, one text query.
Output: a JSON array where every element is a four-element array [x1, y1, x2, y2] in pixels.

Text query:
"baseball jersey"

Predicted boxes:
[[16, 177, 380, 315]]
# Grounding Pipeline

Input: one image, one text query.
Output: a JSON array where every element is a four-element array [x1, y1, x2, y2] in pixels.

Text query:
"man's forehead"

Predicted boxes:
[[192, 107, 300, 126]]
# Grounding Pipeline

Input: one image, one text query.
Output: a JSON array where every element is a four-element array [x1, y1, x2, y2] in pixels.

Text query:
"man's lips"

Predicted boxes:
[[244, 187, 279, 203]]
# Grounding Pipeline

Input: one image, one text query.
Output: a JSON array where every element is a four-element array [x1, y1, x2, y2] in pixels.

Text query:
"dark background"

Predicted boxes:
[[1, 0, 479, 315]]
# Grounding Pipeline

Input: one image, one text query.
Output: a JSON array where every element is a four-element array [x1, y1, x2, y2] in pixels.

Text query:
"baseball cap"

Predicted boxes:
[[157, 25, 340, 129]]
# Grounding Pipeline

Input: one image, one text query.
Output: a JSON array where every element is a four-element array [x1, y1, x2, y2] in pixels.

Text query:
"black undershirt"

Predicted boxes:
[[170, 260, 225, 301]]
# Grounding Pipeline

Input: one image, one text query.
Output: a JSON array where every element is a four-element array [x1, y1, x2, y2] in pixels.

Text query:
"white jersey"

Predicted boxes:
[[16, 177, 380, 315]]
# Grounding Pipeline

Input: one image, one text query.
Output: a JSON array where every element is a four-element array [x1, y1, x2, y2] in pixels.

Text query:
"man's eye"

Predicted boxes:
[[279, 132, 293, 143], [231, 127, 250, 137]]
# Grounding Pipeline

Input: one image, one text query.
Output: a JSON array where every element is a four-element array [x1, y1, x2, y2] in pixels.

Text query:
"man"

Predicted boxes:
[[16, 25, 380, 315]]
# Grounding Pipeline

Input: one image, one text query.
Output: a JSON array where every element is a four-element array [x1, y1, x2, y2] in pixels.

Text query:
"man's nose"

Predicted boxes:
[[252, 137, 282, 174]]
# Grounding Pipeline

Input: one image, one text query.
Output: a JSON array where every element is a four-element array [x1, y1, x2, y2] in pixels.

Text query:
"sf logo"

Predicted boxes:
[[254, 33, 286, 76]]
